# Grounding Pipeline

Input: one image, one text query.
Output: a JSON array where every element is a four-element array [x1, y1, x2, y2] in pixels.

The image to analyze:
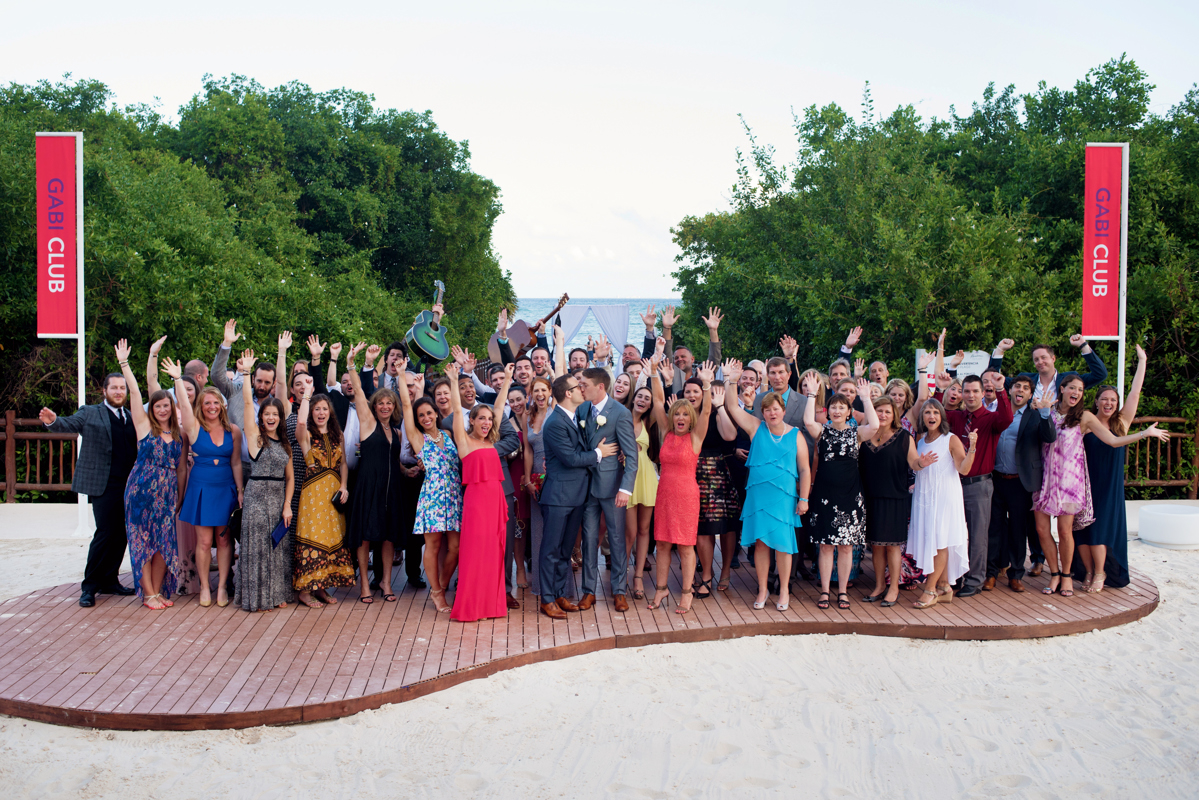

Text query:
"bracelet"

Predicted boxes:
[[798, 497, 808, 503], [118, 361, 129, 368]]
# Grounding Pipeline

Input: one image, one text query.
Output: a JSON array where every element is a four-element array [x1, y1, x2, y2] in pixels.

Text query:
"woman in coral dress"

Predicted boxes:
[[444, 363, 515, 623]]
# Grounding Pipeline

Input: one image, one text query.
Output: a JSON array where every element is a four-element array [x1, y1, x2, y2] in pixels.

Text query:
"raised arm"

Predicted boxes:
[[1083, 410, 1170, 447], [211, 319, 241, 398], [951, 431, 977, 475], [703, 306, 723, 368], [345, 342, 376, 439], [553, 325, 567, 378], [691, 362, 715, 454], [444, 363, 469, 451], [1070, 333, 1109, 388], [294, 385, 314, 453], [493, 363, 515, 416], [398, 366, 426, 456], [855, 378, 879, 440], [1121, 344, 1148, 426], [326, 342, 342, 392], [908, 350, 936, 428], [647, 358, 670, 431], [239, 351, 262, 458], [275, 330, 293, 413], [162, 357, 197, 439], [720, 360, 760, 437], [801, 371, 823, 441], [146, 335, 167, 396], [115, 340, 149, 438]]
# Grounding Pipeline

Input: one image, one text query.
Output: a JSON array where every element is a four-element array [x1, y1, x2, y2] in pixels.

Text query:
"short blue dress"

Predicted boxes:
[[413, 433, 463, 534], [179, 427, 239, 526], [740, 427, 802, 554]]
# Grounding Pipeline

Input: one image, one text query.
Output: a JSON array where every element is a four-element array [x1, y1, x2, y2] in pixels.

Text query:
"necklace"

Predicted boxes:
[[766, 424, 788, 444]]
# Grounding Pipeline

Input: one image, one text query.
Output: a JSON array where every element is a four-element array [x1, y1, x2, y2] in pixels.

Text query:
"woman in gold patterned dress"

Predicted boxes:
[[292, 383, 356, 607]]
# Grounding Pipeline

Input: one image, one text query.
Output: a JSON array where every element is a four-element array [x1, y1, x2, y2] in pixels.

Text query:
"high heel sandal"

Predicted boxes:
[[913, 589, 939, 609], [776, 597, 790, 612], [430, 589, 452, 613], [694, 578, 713, 600], [648, 585, 670, 610], [1042, 572, 1063, 595], [1058, 575, 1075, 597], [936, 585, 954, 605], [632, 575, 646, 600], [1081, 572, 1095, 592], [675, 589, 693, 615], [1088, 572, 1107, 594]]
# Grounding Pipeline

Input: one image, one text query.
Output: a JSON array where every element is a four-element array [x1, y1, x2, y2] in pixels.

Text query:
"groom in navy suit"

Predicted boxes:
[[539, 374, 618, 619]]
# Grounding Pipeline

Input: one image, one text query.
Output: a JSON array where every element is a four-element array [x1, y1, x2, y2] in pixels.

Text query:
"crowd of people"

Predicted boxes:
[[42, 302, 1169, 620]]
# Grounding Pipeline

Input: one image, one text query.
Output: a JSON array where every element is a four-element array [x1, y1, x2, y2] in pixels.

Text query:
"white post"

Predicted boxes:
[[1117, 142, 1130, 399], [74, 132, 88, 537]]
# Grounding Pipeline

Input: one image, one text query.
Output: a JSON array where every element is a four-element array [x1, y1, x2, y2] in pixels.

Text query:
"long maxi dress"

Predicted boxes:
[[451, 447, 510, 622], [1072, 434, 1131, 587], [238, 440, 296, 611], [292, 435, 356, 592], [124, 435, 183, 600], [739, 427, 802, 554]]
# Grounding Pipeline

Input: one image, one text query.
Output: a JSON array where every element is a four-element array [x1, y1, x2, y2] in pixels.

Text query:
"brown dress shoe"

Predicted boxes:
[[1029, 563, 1044, 577], [577, 593, 596, 610], [506, 593, 520, 610], [1009, 578, 1026, 593], [556, 597, 580, 612], [613, 594, 629, 612], [541, 601, 567, 619], [982, 577, 996, 591]]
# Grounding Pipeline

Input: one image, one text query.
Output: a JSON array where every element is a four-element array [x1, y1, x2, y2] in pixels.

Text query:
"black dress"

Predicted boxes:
[[807, 422, 866, 546], [347, 423, 404, 548], [860, 429, 913, 546], [697, 413, 741, 535]]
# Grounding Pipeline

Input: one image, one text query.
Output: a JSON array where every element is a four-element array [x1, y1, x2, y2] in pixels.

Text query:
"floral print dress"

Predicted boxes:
[[413, 432, 463, 534], [806, 421, 867, 547]]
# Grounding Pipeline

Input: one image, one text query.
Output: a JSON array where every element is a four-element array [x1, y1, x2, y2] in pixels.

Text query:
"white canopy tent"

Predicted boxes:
[[553, 304, 630, 355]]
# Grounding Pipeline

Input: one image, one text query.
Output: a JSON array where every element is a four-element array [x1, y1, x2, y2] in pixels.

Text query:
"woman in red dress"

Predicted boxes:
[[445, 363, 514, 623], [649, 361, 714, 616]]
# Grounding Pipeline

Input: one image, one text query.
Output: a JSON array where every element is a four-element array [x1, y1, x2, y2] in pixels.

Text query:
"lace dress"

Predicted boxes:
[[807, 422, 866, 547]]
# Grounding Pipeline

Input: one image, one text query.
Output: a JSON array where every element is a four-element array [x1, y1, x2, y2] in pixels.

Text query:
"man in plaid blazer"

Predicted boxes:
[[40, 373, 139, 607]]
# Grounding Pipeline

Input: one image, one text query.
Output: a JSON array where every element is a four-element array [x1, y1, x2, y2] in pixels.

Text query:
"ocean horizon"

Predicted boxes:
[[514, 297, 682, 352]]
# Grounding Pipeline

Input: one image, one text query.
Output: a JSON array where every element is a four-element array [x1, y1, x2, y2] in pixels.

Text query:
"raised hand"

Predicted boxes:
[[223, 319, 241, 347], [307, 335, 325, 358], [997, 338, 1015, 352], [722, 358, 742, 385], [451, 344, 467, 366], [935, 371, 952, 390], [39, 407, 57, 425], [443, 363, 460, 382], [395, 355, 410, 375], [697, 360, 716, 384], [949, 350, 966, 369], [597, 437, 619, 458], [1135, 343, 1147, 362], [594, 335, 611, 362], [654, 336, 666, 356], [236, 350, 256, 374], [779, 334, 798, 360], [114, 339, 132, 364], [278, 330, 293, 352], [936, 327, 946, 351], [329, 342, 343, 360], [660, 305, 678, 329], [496, 307, 509, 335], [346, 342, 366, 364], [711, 384, 727, 407], [658, 358, 675, 385], [461, 350, 477, 374], [703, 306, 724, 332], [301, 383, 314, 402], [968, 431, 978, 450], [640, 304, 657, 330], [413, 374, 426, 396], [553, 324, 564, 344], [1143, 423, 1171, 442], [856, 377, 869, 395], [365, 344, 381, 364], [854, 358, 865, 378], [149, 335, 168, 357], [502, 363, 515, 381], [1069, 334, 1086, 348], [800, 372, 820, 395], [161, 357, 183, 381], [918, 350, 936, 370], [844, 326, 863, 349]]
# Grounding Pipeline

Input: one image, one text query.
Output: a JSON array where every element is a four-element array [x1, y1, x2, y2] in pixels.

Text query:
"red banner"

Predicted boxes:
[[36, 134, 78, 336], [1081, 145, 1123, 338]]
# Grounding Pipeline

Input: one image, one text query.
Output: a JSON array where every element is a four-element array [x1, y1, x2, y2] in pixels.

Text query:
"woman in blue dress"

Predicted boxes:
[[720, 360, 812, 612], [173, 360, 244, 608], [399, 370, 463, 613], [1073, 345, 1169, 592], [116, 340, 187, 610]]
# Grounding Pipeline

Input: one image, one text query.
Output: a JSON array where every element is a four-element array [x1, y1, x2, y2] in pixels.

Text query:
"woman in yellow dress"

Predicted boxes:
[[625, 357, 669, 600]]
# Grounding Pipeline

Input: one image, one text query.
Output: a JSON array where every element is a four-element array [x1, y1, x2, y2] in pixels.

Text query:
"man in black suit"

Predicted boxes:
[[537, 374, 618, 619], [988, 376, 1056, 592], [40, 372, 139, 607]]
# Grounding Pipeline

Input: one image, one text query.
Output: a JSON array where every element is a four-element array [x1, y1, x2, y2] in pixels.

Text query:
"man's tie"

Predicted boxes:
[[592, 405, 599, 419]]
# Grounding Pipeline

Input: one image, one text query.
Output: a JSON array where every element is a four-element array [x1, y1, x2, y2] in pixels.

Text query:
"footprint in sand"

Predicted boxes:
[[964, 736, 1000, 752], [454, 771, 488, 791], [686, 720, 716, 732], [702, 742, 743, 765], [992, 775, 1032, 790], [1031, 739, 1063, 757]]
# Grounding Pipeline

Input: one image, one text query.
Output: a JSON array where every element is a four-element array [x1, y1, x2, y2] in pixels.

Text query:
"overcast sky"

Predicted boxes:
[[4, 1, 1195, 297]]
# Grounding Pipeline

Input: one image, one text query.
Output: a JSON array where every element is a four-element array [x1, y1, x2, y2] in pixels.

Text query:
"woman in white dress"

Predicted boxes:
[[906, 398, 977, 610]]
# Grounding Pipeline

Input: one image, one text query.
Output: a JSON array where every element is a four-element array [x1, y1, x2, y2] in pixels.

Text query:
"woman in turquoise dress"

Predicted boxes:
[[400, 371, 463, 613], [720, 360, 812, 612], [115, 340, 188, 610]]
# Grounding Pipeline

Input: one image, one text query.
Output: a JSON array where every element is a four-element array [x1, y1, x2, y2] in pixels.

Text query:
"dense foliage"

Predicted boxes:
[[0, 75, 513, 413], [672, 57, 1199, 420]]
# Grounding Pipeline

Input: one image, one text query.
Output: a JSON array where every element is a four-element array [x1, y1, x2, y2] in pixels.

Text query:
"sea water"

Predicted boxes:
[[514, 297, 681, 352]]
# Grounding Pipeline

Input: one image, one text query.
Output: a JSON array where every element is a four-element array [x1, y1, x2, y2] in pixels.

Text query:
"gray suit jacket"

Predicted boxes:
[[46, 404, 120, 496], [210, 345, 248, 430], [751, 388, 808, 427], [577, 397, 638, 498]]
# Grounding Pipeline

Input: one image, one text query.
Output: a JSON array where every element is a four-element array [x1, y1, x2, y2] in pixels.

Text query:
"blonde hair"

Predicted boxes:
[[195, 386, 231, 432], [468, 404, 502, 443], [667, 399, 698, 433], [797, 368, 827, 408]]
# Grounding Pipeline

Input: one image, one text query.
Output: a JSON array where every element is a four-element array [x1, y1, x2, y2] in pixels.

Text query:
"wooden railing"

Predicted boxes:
[[2, 411, 77, 502], [1126, 415, 1198, 499]]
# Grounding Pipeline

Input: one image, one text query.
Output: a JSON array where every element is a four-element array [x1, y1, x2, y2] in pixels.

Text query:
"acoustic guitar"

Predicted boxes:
[[487, 293, 570, 364], [405, 280, 452, 364]]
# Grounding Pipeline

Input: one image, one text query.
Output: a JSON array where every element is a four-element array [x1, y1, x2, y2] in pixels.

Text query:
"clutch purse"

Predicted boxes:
[[271, 518, 288, 549], [330, 487, 349, 513], [527, 472, 544, 502]]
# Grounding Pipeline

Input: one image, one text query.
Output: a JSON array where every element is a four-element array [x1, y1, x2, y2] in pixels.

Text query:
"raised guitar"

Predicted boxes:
[[487, 293, 569, 364], [405, 280, 452, 364]]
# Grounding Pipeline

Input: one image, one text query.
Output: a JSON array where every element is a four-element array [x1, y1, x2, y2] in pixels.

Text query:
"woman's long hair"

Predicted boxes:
[[258, 397, 293, 457], [916, 398, 950, 437], [630, 385, 661, 463], [467, 404, 502, 443], [307, 394, 343, 447], [1057, 375, 1086, 429], [146, 389, 181, 441], [195, 386, 232, 432], [796, 369, 827, 409], [1090, 385, 1128, 436]]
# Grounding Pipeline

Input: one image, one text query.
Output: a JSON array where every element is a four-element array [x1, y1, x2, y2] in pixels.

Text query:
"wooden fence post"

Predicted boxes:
[[1190, 410, 1199, 500], [4, 411, 15, 503]]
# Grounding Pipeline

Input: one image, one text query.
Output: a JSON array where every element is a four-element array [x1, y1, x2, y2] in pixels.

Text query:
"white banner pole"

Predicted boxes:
[[75, 132, 88, 537], [1117, 142, 1130, 399]]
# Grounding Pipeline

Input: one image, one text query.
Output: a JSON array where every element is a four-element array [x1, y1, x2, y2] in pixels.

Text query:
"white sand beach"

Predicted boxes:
[[1, 524, 1196, 799]]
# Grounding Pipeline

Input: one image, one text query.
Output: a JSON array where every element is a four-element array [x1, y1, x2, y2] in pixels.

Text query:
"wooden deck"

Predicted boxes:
[[0, 555, 1158, 731]]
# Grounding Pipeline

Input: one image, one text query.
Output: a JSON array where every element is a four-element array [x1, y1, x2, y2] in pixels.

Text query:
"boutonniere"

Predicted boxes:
[[596, 415, 607, 426], [579, 420, 587, 429]]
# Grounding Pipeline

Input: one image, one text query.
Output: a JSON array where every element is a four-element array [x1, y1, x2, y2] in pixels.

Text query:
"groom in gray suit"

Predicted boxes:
[[577, 367, 639, 613]]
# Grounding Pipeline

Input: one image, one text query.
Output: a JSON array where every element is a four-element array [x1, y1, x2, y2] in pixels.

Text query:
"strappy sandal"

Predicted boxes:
[[299, 593, 324, 609], [430, 589, 452, 613], [1042, 572, 1063, 595], [694, 578, 713, 600], [837, 593, 851, 610], [717, 577, 730, 592], [913, 589, 938, 609], [359, 594, 374, 604], [1088, 572, 1107, 594], [141, 593, 166, 611], [816, 592, 830, 609], [675, 589, 693, 615], [383, 593, 397, 602], [648, 584, 670, 610], [1081, 571, 1095, 592], [1058, 576, 1075, 598], [632, 575, 646, 600]]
